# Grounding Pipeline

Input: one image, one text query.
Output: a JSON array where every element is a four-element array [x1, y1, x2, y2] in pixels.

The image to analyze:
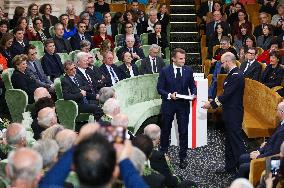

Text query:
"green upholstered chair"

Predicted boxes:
[[5, 89, 28, 122], [69, 50, 80, 62], [49, 26, 55, 37], [66, 172, 80, 188], [115, 34, 124, 47], [57, 53, 71, 64], [114, 46, 122, 55], [135, 59, 142, 69], [165, 46, 170, 59], [29, 41, 44, 58], [140, 45, 162, 57], [1, 68, 14, 90], [117, 23, 123, 34], [112, 74, 161, 133], [114, 61, 123, 66], [140, 33, 149, 45], [90, 48, 100, 57], [164, 59, 171, 66], [93, 60, 102, 67]]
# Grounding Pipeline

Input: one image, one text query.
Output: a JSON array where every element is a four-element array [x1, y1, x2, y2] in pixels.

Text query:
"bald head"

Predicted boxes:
[[7, 148, 43, 183], [34, 87, 51, 102], [55, 129, 77, 154], [37, 107, 57, 128], [111, 113, 129, 128], [230, 178, 253, 188], [144, 124, 161, 146], [6, 123, 26, 147]]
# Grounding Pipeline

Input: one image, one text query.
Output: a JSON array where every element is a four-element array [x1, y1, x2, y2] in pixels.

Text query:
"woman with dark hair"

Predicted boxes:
[[231, 9, 252, 38], [0, 20, 9, 39], [226, 2, 245, 26], [39, 4, 59, 29], [257, 24, 274, 51], [233, 23, 252, 53], [93, 23, 114, 48], [119, 51, 139, 79], [0, 33, 14, 68], [148, 22, 168, 58], [9, 6, 26, 29], [16, 17, 38, 41], [59, 14, 76, 39], [122, 10, 140, 34], [207, 22, 229, 59], [103, 12, 118, 39], [27, 3, 39, 27], [117, 22, 141, 48], [32, 17, 51, 42]]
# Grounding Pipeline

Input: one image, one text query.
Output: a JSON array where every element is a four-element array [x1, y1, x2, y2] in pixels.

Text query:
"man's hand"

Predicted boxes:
[[80, 90, 87, 96], [250, 151, 260, 159], [202, 101, 211, 109], [115, 139, 133, 162], [265, 173, 275, 188], [132, 52, 140, 59], [260, 142, 267, 148], [170, 92, 177, 100]]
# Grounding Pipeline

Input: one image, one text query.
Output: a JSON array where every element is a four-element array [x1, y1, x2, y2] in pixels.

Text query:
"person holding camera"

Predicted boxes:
[[271, 3, 284, 29]]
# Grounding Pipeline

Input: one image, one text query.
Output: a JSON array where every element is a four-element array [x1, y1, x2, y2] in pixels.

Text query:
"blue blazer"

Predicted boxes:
[[70, 32, 94, 50], [41, 53, 64, 81], [157, 65, 197, 113], [99, 64, 125, 86]]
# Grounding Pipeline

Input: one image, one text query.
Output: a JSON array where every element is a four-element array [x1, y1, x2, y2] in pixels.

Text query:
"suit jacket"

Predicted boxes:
[[261, 64, 284, 88], [100, 64, 125, 86], [53, 36, 72, 53], [258, 122, 284, 158], [41, 53, 64, 81], [26, 60, 53, 88], [157, 13, 170, 34], [70, 32, 94, 50], [239, 60, 262, 81], [76, 67, 98, 93], [117, 46, 145, 63], [11, 69, 37, 104], [86, 66, 111, 89], [42, 14, 59, 30], [157, 65, 197, 113], [197, 1, 216, 18], [11, 40, 29, 58], [148, 33, 168, 53], [110, 23, 118, 39], [61, 74, 95, 104], [119, 63, 139, 79], [256, 35, 274, 51], [117, 34, 141, 48], [206, 21, 230, 40], [140, 56, 165, 74], [253, 24, 264, 38]]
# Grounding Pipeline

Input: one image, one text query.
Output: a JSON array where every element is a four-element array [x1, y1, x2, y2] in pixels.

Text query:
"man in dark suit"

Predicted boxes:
[[53, 23, 72, 53], [11, 27, 29, 58], [157, 48, 197, 169], [117, 35, 145, 63], [237, 101, 284, 178], [197, 0, 215, 22], [26, 45, 54, 92], [157, 4, 170, 34], [61, 61, 103, 119], [202, 52, 246, 173], [100, 51, 125, 86], [239, 47, 262, 81], [41, 39, 64, 82], [140, 44, 165, 74], [70, 21, 94, 50]]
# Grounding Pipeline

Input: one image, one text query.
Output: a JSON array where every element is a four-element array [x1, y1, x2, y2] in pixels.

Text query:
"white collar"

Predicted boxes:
[[78, 67, 86, 74], [228, 65, 237, 74], [173, 64, 183, 77]]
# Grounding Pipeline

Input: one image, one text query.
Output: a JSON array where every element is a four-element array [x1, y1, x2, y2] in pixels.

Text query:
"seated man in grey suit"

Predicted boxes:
[[140, 44, 165, 74], [25, 45, 54, 92], [239, 47, 262, 81]]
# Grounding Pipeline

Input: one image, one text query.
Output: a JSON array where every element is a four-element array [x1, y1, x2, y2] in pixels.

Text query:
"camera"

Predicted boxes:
[[100, 126, 126, 144], [266, 156, 281, 178]]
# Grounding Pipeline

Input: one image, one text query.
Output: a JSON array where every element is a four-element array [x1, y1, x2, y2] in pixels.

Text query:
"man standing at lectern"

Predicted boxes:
[[202, 52, 246, 173], [157, 48, 197, 169]]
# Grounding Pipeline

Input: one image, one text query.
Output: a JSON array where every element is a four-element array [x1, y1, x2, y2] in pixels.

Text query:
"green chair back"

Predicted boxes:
[[69, 50, 80, 62], [55, 99, 78, 130], [164, 59, 171, 66], [93, 60, 103, 67], [141, 45, 161, 57], [114, 61, 123, 66], [54, 77, 63, 99], [57, 53, 71, 64], [90, 48, 100, 57], [29, 41, 44, 58], [115, 34, 124, 47], [114, 46, 122, 55], [1, 68, 14, 90], [140, 33, 149, 45], [165, 46, 170, 59], [49, 26, 55, 37], [5, 89, 28, 122], [135, 59, 142, 69], [117, 23, 123, 34]]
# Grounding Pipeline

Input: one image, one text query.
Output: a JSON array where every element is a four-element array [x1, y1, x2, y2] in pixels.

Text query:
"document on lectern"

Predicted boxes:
[[176, 94, 195, 100]]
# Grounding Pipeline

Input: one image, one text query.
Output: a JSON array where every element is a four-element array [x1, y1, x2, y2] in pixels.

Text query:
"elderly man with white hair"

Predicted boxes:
[[5, 123, 27, 149], [34, 87, 51, 102], [146, 8, 159, 33], [98, 87, 115, 104], [100, 98, 120, 125]]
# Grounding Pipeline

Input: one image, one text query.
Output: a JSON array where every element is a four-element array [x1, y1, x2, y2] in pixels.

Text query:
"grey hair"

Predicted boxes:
[[80, 12, 89, 20], [144, 124, 161, 141], [41, 124, 64, 140], [111, 114, 128, 127], [7, 148, 43, 182], [149, 44, 160, 51], [229, 178, 253, 188], [221, 52, 236, 62], [99, 87, 115, 104], [102, 98, 120, 115], [55, 129, 77, 154], [6, 124, 26, 146], [80, 40, 91, 49], [149, 8, 158, 15], [37, 110, 56, 128], [54, 23, 63, 30], [129, 147, 146, 175], [76, 51, 88, 62], [32, 139, 59, 168]]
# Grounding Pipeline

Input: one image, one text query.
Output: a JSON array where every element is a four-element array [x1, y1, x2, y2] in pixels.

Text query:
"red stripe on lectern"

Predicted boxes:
[[192, 99, 197, 148]]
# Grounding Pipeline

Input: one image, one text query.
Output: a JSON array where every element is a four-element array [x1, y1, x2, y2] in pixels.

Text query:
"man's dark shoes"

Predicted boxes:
[[179, 159, 188, 169]]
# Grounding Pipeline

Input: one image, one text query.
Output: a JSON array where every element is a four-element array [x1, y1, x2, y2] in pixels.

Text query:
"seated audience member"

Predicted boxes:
[[146, 0, 160, 14], [261, 51, 284, 89], [239, 46, 248, 64], [27, 3, 39, 26], [253, 12, 273, 38], [117, 22, 141, 48], [6, 148, 43, 188], [11, 54, 38, 104], [100, 51, 125, 86], [79, 40, 91, 53], [257, 24, 274, 51], [93, 23, 115, 49], [9, 6, 25, 29], [55, 129, 77, 157], [61, 61, 103, 119], [32, 107, 57, 140], [240, 47, 262, 81], [17, 17, 38, 41], [101, 98, 120, 124], [148, 22, 168, 57], [103, 12, 118, 39], [0, 33, 14, 68], [53, 23, 72, 53], [39, 3, 59, 29], [80, 13, 94, 36], [41, 125, 64, 142], [207, 22, 229, 59], [41, 39, 64, 81], [111, 113, 134, 139], [257, 38, 280, 64], [33, 88, 54, 118], [33, 87, 52, 103], [117, 35, 145, 63], [205, 1, 226, 24], [98, 87, 115, 105], [0, 20, 9, 39], [129, 0, 143, 17], [128, 146, 147, 176], [32, 17, 51, 42], [6, 123, 27, 149], [66, 4, 79, 26], [230, 178, 253, 188], [26, 45, 54, 92], [70, 21, 94, 50], [233, 23, 252, 54], [11, 27, 29, 58], [123, 10, 144, 35], [32, 139, 59, 170], [140, 44, 165, 74], [231, 10, 252, 39], [197, 0, 215, 25], [259, 0, 278, 17], [80, 1, 103, 29], [94, 0, 110, 14], [271, 3, 284, 30], [59, 14, 77, 40], [157, 4, 170, 34], [237, 101, 284, 178], [144, 124, 197, 188], [94, 39, 118, 62], [226, 2, 244, 26], [119, 51, 139, 79], [146, 8, 159, 33]]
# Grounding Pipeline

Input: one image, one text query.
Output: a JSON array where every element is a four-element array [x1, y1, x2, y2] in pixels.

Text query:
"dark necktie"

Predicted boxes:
[[110, 67, 119, 83], [129, 48, 133, 53], [81, 35, 85, 40], [176, 68, 182, 81], [21, 42, 25, 47], [73, 76, 88, 104], [33, 62, 43, 82], [152, 58, 157, 73]]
